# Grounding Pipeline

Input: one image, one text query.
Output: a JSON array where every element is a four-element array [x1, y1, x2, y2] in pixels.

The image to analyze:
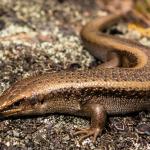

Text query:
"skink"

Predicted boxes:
[[0, 12, 149, 143]]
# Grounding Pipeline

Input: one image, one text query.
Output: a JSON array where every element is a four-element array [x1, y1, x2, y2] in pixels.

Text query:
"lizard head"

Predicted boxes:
[[0, 78, 46, 119]]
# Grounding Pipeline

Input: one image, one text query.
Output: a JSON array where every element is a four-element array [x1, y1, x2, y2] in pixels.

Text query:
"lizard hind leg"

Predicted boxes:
[[74, 104, 107, 143]]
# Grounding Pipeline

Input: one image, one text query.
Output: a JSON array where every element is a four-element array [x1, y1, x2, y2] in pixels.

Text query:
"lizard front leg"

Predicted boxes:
[[74, 103, 107, 143]]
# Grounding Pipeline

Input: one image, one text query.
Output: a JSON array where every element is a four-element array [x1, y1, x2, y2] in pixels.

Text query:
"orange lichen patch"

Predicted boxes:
[[128, 23, 150, 38]]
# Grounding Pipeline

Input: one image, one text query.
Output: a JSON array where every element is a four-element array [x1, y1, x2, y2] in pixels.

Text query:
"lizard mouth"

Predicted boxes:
[[0, 96, 45, 118], [0, 98, 31, 118]]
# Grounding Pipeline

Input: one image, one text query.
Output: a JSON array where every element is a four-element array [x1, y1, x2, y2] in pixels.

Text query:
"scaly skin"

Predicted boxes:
[[0, 12, 150, 143]]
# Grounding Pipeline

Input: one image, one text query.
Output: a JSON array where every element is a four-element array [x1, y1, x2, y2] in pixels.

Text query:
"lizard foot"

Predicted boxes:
[[74, 127, 101, 143]]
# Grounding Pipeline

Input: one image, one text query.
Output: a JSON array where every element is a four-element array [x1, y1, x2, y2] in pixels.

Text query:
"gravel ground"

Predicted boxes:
[[0, 0, 149, 149]]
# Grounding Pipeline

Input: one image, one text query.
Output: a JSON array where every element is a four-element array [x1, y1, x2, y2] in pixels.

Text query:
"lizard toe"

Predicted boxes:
[[74, 127, 101, 143]]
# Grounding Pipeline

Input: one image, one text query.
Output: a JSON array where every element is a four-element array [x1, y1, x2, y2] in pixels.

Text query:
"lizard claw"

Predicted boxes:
[[74, 127, 101, 143]]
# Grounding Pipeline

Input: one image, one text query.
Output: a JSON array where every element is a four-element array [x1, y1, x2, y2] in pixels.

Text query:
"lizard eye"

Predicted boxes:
[[29, 97, 37, 105]]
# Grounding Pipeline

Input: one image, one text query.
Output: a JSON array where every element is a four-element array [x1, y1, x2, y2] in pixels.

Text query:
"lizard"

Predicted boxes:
[[0, 12, 149, 143]]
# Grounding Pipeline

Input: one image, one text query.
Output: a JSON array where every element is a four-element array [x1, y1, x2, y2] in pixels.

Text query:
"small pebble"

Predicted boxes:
[[0, 20, 5, 30], [136, 124, 150, 136]]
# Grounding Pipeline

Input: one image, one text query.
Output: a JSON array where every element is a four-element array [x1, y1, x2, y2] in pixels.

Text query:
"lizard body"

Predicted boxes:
[[0, 12, 149, 142]]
